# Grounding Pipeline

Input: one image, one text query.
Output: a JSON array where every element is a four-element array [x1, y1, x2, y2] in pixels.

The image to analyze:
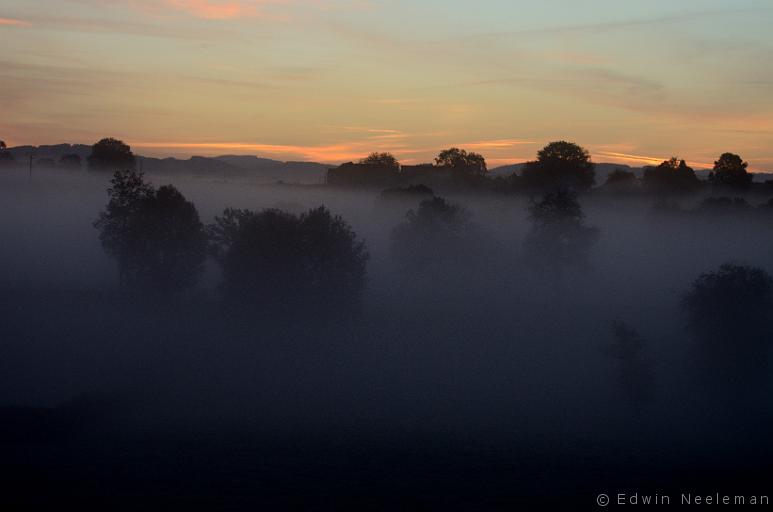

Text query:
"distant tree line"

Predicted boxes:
[[3, 136, 766, 199], [329, 141, 763, 197]]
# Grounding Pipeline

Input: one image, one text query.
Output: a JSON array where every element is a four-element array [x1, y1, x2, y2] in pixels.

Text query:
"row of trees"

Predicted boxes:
[[95, 170, 368, 310], [3, 137, 760, 197], [96, 168, 603, 305], [354, 142, 758, 194]]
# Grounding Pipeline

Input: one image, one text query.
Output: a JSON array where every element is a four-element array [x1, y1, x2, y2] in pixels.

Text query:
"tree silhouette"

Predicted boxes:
[[59, 154, 82, 170], [708, 153, 753, 188], [0, 139, 13, 165], [360, 152, 400, 170], [391, 196, 476, 270], [379, 184, 434, 204], [94, 170, 207, 293], [435, 148, 487, 174], [683, 263, 773, 392], [88, 138, 136, 171], [696, 196, 751, 215], [605, 169, 637, 186], [209, 206, 368, 310], [604, 321, 654, 406], [524, 188, 599, 268], [521, 141, 595, 192], [642, 157, 700, 194]]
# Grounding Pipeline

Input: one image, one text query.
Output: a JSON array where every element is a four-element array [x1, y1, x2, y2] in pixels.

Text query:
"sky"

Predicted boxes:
[[2, 0, 773, 169]]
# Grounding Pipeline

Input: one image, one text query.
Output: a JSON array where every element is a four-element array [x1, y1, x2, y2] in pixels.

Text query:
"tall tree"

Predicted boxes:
[[524, 188, 599, 268], [521, 141, 595, 192], [683, 263, 773, 393], [708, 153, 753, 188], [360, 152, 400, 170], [95, 170, 207, 292], [88, 138, 136, 171], [604, 321, 654, 406]]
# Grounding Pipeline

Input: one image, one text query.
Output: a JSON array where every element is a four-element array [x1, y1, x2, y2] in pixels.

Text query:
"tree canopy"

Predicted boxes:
[[88, 138, 136, 171], [59, 154, 82, 170], [360, 152, 400, 170], [683, 263, 773, 342], [94, 170, 207, 293], [0, 140, 12, 164], [683, 263, 773, 390], [708, 153, 752, 188], [605, 169, 637, 186], [435, 148, 487, 174], [209, 206, 368, 310], [391, 196, 479, 270], [521, 141, 595, 192], [525, 188, 599, 268], [642, 157, 700, 193]]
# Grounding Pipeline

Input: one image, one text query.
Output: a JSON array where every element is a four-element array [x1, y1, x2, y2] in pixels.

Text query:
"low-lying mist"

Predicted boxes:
[[2, 166, 773, 507]]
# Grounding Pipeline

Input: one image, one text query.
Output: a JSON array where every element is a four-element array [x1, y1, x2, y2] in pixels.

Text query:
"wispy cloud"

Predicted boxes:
[[469, 7, 773, 41], [595, 151, 712, 169], [131, 141, 378, 162], [0, 17, 30, 27], [157, 0, 282, 20], [460, 139, 536, 150], [21, 14, 238, 39], [120, 0, 302, 20]]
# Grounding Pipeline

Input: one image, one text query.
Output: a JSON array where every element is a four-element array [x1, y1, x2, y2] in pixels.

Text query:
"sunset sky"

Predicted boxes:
[[2, 0, 773, 169]]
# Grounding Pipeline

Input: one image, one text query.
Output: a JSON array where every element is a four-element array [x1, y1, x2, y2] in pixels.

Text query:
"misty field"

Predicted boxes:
[[2, 167, 773, 509]]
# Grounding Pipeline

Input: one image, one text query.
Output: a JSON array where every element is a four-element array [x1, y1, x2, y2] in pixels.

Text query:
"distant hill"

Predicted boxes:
[[8, 144, 92, 162], [5, 144, 331, 184], [138, 155, 330, 184]]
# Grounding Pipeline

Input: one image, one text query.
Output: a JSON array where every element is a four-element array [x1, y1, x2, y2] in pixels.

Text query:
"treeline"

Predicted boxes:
[[94, 169, 368, 313], [3, 137, 768, 197], [329, 141, 768, 196]]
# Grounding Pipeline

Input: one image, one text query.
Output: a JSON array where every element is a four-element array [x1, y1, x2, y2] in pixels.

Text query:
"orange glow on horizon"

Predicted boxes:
[[595, 151, 713, 169]]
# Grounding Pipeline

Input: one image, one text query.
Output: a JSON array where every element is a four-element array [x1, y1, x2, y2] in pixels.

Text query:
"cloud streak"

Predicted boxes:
[[0, 17, 30, 27], [121, 0, 293, 20]]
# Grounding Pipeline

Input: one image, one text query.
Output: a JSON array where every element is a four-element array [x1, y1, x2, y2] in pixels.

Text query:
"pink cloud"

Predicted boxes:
[[131, 141, 366, 162], [0, 17, 30, 27], [165, 0, 254, 19], [130, 0, 289, 19]]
